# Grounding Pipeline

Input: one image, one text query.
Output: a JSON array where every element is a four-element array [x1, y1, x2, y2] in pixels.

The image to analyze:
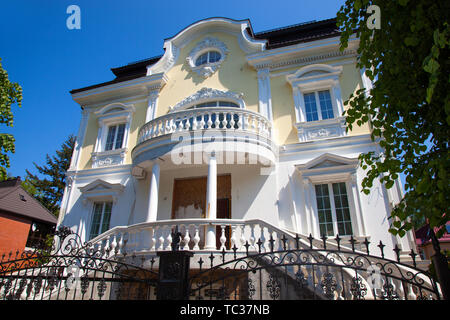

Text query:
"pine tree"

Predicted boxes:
[[26, 135, 75, 217]]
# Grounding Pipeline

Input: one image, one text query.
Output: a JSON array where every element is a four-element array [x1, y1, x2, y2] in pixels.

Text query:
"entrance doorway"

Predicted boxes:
[[172, 174, 231, 250]]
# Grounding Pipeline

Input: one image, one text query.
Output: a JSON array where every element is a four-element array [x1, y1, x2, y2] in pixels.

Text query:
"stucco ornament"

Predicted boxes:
[[169, 87, 244, 112], [186, 37, 229, 78]]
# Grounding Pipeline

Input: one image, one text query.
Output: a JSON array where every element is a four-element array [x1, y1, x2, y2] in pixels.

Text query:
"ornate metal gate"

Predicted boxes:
[[0, 228, 442, 300], [188, 235, 442, 300], [0, 227, 158, 300]]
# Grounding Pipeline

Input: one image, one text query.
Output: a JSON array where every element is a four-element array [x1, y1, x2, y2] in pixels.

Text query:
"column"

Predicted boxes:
[[146, 162, 160, 222], [205, 152, 217, 250], [146, 90, 160, 123], [349, 175, 366, 236], [257, 68, 273, 121]]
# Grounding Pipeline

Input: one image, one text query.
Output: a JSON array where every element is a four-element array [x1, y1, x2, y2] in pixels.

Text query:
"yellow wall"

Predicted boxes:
[[77, 31, 371, 170], [271, 60, 370, 145], [156, 32, 259, 117]]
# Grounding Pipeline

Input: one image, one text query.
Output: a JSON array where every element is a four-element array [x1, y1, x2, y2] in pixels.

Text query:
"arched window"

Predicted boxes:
[[188, 101, 239, 109], [195, 51, 222, 66]]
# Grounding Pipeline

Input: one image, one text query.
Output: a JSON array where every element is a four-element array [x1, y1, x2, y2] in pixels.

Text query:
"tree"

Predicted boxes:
[[0, 58, 22, 180], [26, 135, 75, 217], [336, 0, 449, 238]]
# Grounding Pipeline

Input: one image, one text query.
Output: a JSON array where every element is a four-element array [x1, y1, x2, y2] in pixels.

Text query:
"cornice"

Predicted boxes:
[[71, 73, 168, 106], [247, 36, 359, 71]]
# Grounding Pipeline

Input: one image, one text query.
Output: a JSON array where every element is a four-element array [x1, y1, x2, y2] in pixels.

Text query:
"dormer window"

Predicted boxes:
[[195, 51, 221, 66]]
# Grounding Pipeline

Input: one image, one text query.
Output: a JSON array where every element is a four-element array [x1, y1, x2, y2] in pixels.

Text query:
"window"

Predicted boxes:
[[315, 182, 353, 237], [92, 103, 134, 168], [89, 201, 112, 240], [303, 90, 334, 122], [105, 123, 126, 151], [188, 101, 239, 109], [195, 51, 221, 66]]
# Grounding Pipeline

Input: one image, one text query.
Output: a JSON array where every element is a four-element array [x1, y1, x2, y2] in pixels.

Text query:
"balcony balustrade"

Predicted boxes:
[[89, 219, 297, 255], [137, 107, 272, 144]]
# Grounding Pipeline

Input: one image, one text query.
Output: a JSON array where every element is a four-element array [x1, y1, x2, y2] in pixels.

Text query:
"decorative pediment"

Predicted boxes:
[[79, 179, 124, 205], [295, 153, 359, 183], [146, 18, 266, 76], [169, 87, 244, 112]]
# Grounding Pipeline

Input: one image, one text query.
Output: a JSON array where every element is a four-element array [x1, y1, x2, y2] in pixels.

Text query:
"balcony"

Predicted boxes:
[[132, 107, 276, 169]]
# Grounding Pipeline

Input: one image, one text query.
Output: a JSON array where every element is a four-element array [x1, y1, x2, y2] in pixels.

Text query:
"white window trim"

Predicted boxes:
[[92, 103, 135, 168], [186, 37, 229, 78], [287, 64, 346, 142], [296, 153, 366, 240], [88, 201, 113, 240], [313, 181, 354, 237], [79, 179, 125, 206]]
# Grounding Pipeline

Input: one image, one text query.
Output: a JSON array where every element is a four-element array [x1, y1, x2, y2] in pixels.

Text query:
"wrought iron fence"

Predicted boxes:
[[187, 234, 441, 300], [0, 227, 158, 300], [0, 227, 442, 300]]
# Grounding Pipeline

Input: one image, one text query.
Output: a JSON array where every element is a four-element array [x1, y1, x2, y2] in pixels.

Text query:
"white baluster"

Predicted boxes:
[[243, 113, 249, 130], [199, 113, 206, 129], [104, 236, 110, 255], [183, 225, 191, 250], [193, 226, 200, 250], [214, 112, 220, 128], [165, 226, 173, 251], [110, 234, 117, 255], [249, 224, 256, 250], [192, 114, 198, 130], [117, 232, 124, 255], [158, 227, 165, 251], [150, 227, 156, 251], [220, 225, 227, 251], [240, 225, 246, 250], [229, 112, 235, 129], [230, 225, 237, 250], [207, 113, 213, 129], [259, 225, 266, 253]]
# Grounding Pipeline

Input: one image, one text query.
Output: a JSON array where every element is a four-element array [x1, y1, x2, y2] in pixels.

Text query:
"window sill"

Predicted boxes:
[[295, 116, 346, 143], [91, 148, 127, 168]]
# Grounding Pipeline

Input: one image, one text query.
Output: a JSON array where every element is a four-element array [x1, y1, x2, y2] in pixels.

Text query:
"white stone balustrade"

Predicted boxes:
[[89, 219, 296, 255], [137, 107, 272, 144]]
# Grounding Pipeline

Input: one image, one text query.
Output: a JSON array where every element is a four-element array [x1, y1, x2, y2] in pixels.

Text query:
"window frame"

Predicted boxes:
[[194, 50, 222, 67], [314, 182, 353, 237], [89, 201, 113, 240], [296, 153, 366, 239], [91, 103, 135, 168], [105, 123, 126, 151]]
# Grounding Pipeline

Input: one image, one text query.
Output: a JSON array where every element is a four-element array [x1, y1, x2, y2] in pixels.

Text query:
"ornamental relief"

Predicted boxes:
[[186, 37, 229, 78], [169, 87, 244, 112]]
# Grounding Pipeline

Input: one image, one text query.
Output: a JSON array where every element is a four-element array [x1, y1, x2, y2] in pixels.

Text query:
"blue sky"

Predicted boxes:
[[0, 0, 345, 179]]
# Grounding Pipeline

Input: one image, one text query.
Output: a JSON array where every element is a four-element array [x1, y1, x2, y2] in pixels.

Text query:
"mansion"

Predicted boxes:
[[59, 17, 417, 262]]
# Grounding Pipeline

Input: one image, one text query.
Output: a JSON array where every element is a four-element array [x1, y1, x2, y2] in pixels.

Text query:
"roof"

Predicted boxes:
[[415, 222, 450, 245], [70, 17, 339, 95], [0, 178, 57, 225]]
